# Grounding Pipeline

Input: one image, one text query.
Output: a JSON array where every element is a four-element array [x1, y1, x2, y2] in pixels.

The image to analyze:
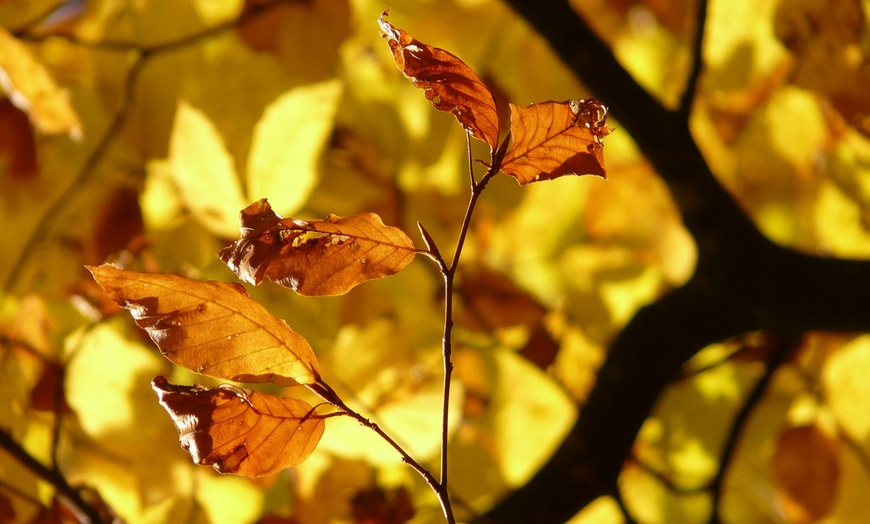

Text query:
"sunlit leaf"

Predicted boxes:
[[490, 348, 576, 486], [218, 199, 417, 296], [0, 27, 82, 140], [247, 80, 343, 216], [770, 425, 840, 523], [774, 0, 870, 137], [500, 99, 612, 184], [88, 264, 320, 386], [152, 376, 326, 478], [378, 10, 500, 151], [169, 100, 248, 238], [822, 335, 870, 440]]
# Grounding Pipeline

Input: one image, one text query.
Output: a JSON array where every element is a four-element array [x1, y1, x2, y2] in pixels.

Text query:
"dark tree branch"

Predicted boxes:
[[481, 1, 870, 522], [679, 0, 710, 116]]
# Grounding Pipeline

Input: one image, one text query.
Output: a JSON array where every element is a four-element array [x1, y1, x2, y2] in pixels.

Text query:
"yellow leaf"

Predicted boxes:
[[822, 335, 870, 441], [169, 100, 247, 238], [64, 320, 167, 454], [0, 27, 82, 140], [491, 348, 576, 486], [247, 80, 343, 216]]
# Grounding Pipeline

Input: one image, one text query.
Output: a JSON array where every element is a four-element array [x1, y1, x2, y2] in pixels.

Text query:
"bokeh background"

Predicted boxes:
[[1, 0, 869, 522]]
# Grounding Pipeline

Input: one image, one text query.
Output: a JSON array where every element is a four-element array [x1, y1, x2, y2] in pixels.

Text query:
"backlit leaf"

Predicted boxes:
[[500, 99, 612, 184], [0, 27, 82, 140], [218, 199, 417, 296], [169, 100, 247, 238], [152, 376, 326, 478], [378, 10, 500, 151], [770, 425, 840, 523], [247, 80, 343, 217], [87, 264, 320, 386]]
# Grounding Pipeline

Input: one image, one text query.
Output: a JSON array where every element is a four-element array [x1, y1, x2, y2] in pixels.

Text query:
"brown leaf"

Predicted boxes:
[[378, 10, 500, 151], [0, 98, 37, 181], [456, 264, 547, 332], [152, 376, 325, 478], [500, 99, 612, 184], [88, 264, 320, 386], [218, 199, 417, 297], [351, 486, 415, 524], [770, 424, 840, 523]]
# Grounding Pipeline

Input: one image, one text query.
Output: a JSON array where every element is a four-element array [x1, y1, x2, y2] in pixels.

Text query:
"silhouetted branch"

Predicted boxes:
[[709, 335, 798, 523], [679, 0, 710, 115], [482, 2, 870, 522]]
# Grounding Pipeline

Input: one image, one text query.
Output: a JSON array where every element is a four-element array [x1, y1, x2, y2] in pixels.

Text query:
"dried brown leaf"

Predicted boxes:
[[88, 264, 320, 386], [500, 99, 612, 184], [378, 10, 500, 151], [218, 199, 417, 297], [152, 376, 325, 477], [770, 424, 840, 523]]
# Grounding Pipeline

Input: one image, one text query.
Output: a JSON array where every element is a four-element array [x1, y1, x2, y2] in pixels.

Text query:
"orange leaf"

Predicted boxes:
[[770, 424, 840, 523], [152, 376, 325, 477], [218, 199, 417, 297], [500, 99, 612, 184], [88, 264, 320, 386], [378, 10, 500, 151]]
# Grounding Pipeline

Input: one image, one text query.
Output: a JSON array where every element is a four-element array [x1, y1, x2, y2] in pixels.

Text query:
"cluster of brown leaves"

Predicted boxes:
[[89, 11, 612, 481]]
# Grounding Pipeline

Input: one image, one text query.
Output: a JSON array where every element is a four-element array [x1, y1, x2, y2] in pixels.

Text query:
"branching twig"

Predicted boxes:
[[4, 0, 302, 292], [0, 428, 105, 523], [678, 0, 710, 116], [709, 334, 798, 523]]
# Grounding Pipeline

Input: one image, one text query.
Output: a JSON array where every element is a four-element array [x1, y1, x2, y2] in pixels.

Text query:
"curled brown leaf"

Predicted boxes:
[[88, 264, 320, 386], [500, 98, 612, 184], [218, 199, 417, 297], [153, 376, 326, 477], [378, 10, 500, 151]]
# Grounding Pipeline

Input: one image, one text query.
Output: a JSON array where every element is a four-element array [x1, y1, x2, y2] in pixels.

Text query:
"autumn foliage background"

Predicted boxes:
[[2, 0, 870, 523]]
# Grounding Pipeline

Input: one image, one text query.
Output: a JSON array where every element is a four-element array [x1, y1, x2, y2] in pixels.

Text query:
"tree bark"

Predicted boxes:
[[480, 1, 870, 522]]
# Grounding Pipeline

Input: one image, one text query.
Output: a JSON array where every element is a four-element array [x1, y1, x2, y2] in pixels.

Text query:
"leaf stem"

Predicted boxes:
[[309, 379, 454, 519], [431, 137, 504, 522]]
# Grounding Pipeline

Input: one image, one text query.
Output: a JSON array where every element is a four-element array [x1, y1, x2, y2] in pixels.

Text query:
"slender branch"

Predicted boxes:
[[3, 52, 145, 291], [709, 334, 797, 523], [5, 0, 302, 292], [630, 455, 710, 496], [308, 378, 452, 519], [0, 428, 105, 523], [678, 0, 711, 116]]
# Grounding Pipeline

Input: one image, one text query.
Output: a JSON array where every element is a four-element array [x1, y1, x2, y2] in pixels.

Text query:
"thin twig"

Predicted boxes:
[[307, 378, 450, 516], [0, 429, 105, 523], [709, 334, 797, 523], [5, 0, 300, 292], [678, 0, 710, 116], [630, 455, 710, 496]]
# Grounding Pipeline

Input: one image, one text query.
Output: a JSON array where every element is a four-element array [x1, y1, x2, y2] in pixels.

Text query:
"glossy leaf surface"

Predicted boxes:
[[88, 264, 320, 386], [152, 376, 325, 478], [218, 199, 417, 296]]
